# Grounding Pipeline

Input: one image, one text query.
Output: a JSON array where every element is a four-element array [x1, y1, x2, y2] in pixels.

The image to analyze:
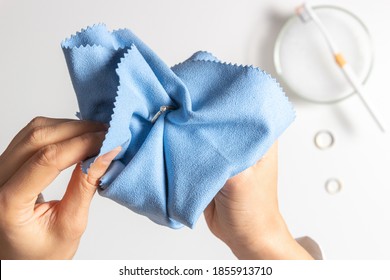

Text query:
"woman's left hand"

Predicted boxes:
[[0, 117, 120, 259]]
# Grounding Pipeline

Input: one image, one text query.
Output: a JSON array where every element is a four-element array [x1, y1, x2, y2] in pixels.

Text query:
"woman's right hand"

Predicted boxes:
[[204, 142, 313, 260]]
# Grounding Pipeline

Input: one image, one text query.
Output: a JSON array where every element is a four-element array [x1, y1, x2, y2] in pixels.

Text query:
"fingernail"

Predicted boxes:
[[100, 146, 122, 164]]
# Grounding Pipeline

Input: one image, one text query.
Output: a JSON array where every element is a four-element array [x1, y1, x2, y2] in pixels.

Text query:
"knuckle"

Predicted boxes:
[[25, 126, 47, 146], [80, 177, 97, 195], [72, 165, 97, 194], [79, 132, 93, 144], [28, 116, 47, 129], [78, 132, 98, 149], [35, 144, 59, 167], [86, 173, 100, 187]]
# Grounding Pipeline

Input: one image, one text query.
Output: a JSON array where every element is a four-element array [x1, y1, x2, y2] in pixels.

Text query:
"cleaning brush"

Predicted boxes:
[[296, 2, 385, 132]]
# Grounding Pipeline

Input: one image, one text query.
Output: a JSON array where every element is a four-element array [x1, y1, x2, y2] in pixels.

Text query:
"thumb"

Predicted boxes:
[[60, 147, 121, 220]]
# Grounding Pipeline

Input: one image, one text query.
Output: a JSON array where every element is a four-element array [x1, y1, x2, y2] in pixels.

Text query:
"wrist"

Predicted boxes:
[[228, 214, 313, 260], [227, 213, 287, 259]]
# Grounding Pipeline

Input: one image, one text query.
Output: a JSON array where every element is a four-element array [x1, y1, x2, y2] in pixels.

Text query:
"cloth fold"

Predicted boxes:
[[61, 24, 295, 228]]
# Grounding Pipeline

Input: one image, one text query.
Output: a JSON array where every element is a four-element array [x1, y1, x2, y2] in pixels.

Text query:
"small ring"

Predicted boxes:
[[151, 105, 176, 124], [325, 178, 342, 195], [314, 130, 334, 150]]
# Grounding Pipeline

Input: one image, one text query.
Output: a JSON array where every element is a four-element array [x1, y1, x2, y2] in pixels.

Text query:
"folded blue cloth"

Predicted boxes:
[[61, 24, 295, 229]]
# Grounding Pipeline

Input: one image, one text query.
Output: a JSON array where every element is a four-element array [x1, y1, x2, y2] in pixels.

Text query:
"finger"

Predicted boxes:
[[252, 141, 278, 181], [3, 117, 75, 152], [203, 199, 215, 225], [1, 131, 106, 206], [60, 147, 121, 219], [0, 120, 107, 186], [223, 141, 278, 193], [255, 141, 278, 168]]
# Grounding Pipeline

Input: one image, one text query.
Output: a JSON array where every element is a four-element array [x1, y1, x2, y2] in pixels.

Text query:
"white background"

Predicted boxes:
[[0, 0, 389, 259]]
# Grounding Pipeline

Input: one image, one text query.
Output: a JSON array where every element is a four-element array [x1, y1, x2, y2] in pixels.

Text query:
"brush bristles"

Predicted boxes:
[[296, 4, 312, 23]]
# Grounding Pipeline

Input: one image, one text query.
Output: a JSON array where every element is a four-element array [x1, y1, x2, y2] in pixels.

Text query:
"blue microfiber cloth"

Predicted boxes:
[[61, 24, 295, 229]]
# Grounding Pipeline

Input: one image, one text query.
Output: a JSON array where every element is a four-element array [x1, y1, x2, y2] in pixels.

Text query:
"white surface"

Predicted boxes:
[[0, 0, 389, 259]]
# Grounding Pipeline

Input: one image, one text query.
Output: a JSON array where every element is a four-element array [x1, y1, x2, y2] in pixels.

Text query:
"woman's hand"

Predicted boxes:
[[0, 117, 120, 259], [204, 142, 313, 260]]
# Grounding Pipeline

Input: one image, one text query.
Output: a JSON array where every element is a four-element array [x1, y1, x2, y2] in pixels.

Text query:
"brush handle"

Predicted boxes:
[[342, 64, 386, 132], [299, 2, 385, 132]]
